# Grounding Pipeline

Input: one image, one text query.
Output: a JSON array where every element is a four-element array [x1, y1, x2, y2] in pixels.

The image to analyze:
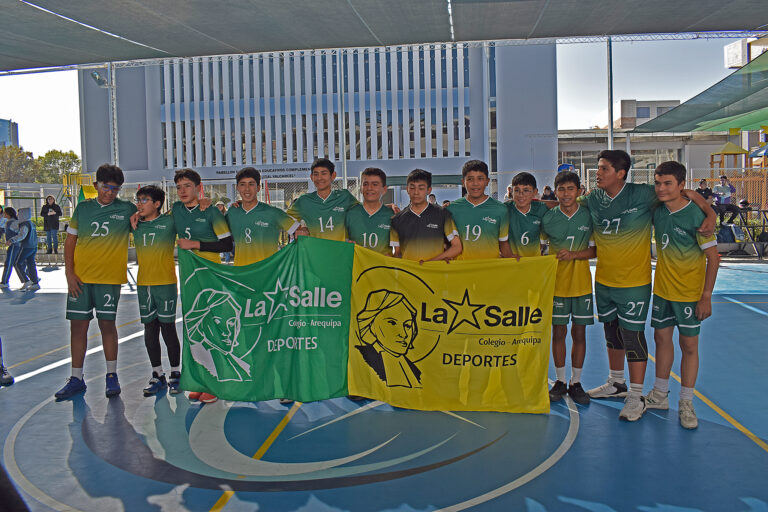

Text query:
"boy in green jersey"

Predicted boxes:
[[541, 172, 595, 405], [447, 160, 513, 260], [506, 172, 548, 258], [227, 167, 299, 265], [581, 150, 715, 422], [133, 185, 182, 396], [173, 168, 233, 404], [646, 162, 719, 429], [287, 158, 358, 241], [345, 168, 395, 255], [55, 164, 137, 400], [390, 169, 462, 262]]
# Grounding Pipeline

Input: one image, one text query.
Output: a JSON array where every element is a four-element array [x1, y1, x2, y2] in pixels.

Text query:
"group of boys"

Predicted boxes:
[[54, 152, 719, 429]]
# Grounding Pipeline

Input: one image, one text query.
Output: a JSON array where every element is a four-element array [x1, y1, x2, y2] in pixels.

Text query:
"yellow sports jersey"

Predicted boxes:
[[541, 206, 594, 297], [447, 197, 509, 260], [171, 201, 231, 263], [134, 214, 177, 286], [653, 201, 717, 302], [67, 198, 137, 284], [580, 183, 656, 288]]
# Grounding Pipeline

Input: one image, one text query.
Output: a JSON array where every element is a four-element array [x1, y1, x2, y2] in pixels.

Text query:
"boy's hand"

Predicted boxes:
[[556, 249, 574, 261], [177, 239, 200, 250], [130, 212, 140, 230], [697, 215, 715, 237], [295, 226, 309, 237], [386, 203, 400, 214], [65, 270, 83, 298], [695, 294, 712, 321], [230, 200, 242, 209], [198, 197, 211, 211]]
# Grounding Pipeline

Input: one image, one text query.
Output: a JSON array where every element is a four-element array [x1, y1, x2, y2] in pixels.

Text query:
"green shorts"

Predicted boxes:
[[651, 295, 701, 336], [137, 283, 178, 324], [595, 282, 652, 331], [66, 283, 122, 321], [552, 294, 594, 326]]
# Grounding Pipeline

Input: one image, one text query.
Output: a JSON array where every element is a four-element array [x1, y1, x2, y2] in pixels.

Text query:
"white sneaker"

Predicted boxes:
[[679, 399, 698, 429], [587, 379, 628, 399], [19, 281, 31, 291], [26, 282, 40, 291], [619, 394, 646, 421], [645, 388, 669, 410]]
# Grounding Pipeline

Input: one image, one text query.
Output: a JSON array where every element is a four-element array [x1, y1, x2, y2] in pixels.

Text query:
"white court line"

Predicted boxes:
[[14, 318, 182, 383], [723, 296, 768, 317]]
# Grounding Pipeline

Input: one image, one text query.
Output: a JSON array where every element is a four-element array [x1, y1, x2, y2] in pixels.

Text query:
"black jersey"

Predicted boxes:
[[390, 203, 458, 261]]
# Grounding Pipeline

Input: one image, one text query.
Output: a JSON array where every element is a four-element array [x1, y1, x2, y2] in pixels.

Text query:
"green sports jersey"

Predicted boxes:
[[653, 201, 717, 302], [134, 214, 177, 286], [579, 183, 656, 288], [506, 200, 548, 257], [286, 189, 359, 241], [226, 202, 299, 265], [344, 203, 394, 254], [447, 196, 509, 260], [171, 201, 231, 263], [541, 206, 594, 297], [67, 198, 137, 284]]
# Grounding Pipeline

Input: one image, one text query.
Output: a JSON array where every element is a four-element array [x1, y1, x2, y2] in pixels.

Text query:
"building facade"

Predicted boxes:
[[614, 99, 681, 130], [0, 118, 19, 147], [79, 43, 558, 202]]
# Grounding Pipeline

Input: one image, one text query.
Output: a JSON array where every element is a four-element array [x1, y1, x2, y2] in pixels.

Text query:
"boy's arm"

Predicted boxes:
[[499, 240, 519, 260], [557, 245, 596, 261], [695, 246, 720, 321], [682, 189, 716, 237], [64, 233, 83, 297], [427, 236, 462, 263], [389, 225, 401, 257]]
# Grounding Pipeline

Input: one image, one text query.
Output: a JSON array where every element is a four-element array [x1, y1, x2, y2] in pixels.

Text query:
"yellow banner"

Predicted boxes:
[[348, 248, 556, 413]]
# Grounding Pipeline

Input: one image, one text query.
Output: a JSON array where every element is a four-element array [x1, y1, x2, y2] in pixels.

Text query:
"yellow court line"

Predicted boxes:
[[7, 318, 141, 369], [210, 401, 303, 512], [648, 354, 768, 454]]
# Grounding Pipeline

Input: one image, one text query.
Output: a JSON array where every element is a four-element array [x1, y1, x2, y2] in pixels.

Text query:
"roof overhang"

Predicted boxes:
[[2, 0, 768, 72]]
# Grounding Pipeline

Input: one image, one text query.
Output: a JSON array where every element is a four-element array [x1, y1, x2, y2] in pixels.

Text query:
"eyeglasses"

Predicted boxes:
[[99, 183, 121, 192], [136, 197, 152, 204]]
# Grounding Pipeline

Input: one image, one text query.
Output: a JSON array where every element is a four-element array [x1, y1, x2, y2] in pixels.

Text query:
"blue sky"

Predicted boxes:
[[0, 37, 742, 157]]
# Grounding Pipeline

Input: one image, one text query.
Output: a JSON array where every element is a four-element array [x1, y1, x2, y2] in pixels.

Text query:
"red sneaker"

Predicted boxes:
[[200, 393, 218, 403], [188, 391, 202, 401]]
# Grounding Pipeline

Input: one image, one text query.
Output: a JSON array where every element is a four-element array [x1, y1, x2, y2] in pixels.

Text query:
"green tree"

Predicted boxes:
[[0, 145, 37, 182], [35, 149, 81, 184]]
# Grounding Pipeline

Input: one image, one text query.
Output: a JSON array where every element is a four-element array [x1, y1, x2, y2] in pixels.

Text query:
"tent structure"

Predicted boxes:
[[1, 0, 768, 72], [710, 141, 749, 170]]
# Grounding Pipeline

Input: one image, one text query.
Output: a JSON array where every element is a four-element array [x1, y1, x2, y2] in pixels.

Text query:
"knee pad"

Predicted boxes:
[[603, 319, 623, 349], [619, 327, 648, 362]]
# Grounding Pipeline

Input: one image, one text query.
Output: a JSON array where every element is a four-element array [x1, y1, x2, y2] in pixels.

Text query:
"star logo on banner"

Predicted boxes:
[[443, 289, 485, 335], [264, 278, 290, 323]]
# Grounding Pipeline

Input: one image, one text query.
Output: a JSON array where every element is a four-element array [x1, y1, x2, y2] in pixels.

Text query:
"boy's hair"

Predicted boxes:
[[407, 169, 432, 187], [236, 167, 261, 185], [554, 171, 580, 189], [719, 174, 728, 180], [311, 158, 335, 174], [699, 178, 707, 184], [655, 161, 687, 185], [96, 164, 125, 186], [461, 160, 489, 178], [361, 167, 386, 186], [136, 185, 166, 207], [512, 172, 537, 189], [597, 149, 631, 179], [174, 168, 201, 185], [4, 206, 17, 219]]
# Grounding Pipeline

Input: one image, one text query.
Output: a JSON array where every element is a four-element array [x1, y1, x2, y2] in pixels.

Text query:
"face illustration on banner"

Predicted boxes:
[[185, 289, 259, 382], [356, 290, 423, 388]]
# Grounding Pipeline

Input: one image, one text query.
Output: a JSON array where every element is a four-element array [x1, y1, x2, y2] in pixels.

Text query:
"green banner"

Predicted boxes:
[[178, 237, 354, 402]]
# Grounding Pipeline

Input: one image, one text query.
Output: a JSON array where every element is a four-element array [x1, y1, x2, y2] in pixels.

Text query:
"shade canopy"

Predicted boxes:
[[711, 142, 749, 156], [2, 0, 768, 72]]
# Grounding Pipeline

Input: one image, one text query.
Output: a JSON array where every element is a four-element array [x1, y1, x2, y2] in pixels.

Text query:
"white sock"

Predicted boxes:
[[609, 370, 625, 384], [106, 360, 117, 374], [555, 366, 566, 383], [152, 366, 164, 376], [570, 367, 582, 385], [680, 386, 695, 401], [171, 366, 180, 374], [71, 367, 84, 380], [654, 377, 669, 394], [629, 383, 643, 398]]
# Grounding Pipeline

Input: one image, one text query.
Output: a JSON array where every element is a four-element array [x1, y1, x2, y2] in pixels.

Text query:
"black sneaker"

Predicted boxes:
[[549, 380, 568, 402], [0, 365, 14, 386], [143, 372, 167, 397], [567, 382, 591, 405], [168, 371, 181, 394]]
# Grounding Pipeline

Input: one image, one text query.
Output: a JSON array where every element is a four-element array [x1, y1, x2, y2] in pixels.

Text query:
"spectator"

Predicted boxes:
[[9, 207, 40, 291], [1, 207, 21, 289], [695, 179, 714, 204], [540, 186, 557, 201], [428, 194, 437, 205], [713, 175, 739, 225], [41, 195, 63, 254], [503, 185, 513, 202], [441, 199, 451, 208]]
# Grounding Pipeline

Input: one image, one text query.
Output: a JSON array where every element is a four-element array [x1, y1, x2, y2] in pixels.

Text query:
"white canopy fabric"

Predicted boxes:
[[2, 0, 767, 71]]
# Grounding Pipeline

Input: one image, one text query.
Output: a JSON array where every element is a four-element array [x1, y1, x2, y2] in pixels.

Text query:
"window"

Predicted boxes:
[[636, 107, 650, 118]]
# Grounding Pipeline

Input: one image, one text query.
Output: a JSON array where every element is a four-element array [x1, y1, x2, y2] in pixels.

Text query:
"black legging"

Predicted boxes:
[[715, 203, 740, 224], [143, 318, 181, 368]]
